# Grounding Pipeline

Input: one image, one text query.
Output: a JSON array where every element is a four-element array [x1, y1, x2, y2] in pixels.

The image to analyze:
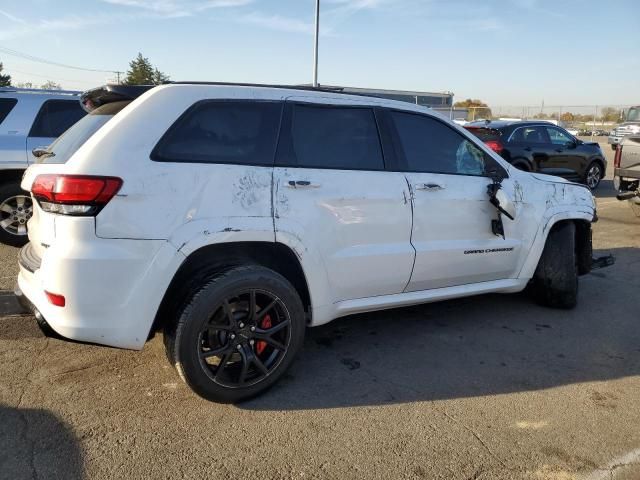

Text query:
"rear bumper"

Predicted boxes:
[[608, 136, 623, 145], [614, 168, 640, 180], [17, 235, 184, 350]]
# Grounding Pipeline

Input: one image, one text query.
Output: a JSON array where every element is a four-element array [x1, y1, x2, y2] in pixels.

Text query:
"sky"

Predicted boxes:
[[0, 0, 638, 108]]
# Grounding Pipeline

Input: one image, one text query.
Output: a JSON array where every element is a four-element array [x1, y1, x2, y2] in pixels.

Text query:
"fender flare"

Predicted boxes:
[[517, 207, 595, 280]]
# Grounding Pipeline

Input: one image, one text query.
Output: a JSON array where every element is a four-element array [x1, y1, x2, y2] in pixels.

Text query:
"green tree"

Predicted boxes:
[[124, 53, 169, 85], [0, 62, 11, 87], [453, 98, 492, 120]]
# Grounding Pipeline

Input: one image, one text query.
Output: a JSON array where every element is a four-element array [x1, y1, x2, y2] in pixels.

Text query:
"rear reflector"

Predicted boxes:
[[31, 175, 122, 216], [45, 291, 66, 307]]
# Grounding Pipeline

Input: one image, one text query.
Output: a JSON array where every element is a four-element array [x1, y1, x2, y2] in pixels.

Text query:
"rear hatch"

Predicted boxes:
[[618, 136, 640, 177], [21, 85, 153, 260]]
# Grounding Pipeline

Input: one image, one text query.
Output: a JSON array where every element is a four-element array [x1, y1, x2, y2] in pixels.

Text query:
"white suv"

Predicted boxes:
[[0, 87, 86, 246], [15, 83, 596, 402]]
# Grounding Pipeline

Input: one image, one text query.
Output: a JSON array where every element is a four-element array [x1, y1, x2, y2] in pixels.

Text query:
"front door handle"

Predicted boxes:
[[415, 183, 445, 191], [555, 148, 564, 153], [524, 147, 532, 152], [287, 180, 318, 188]]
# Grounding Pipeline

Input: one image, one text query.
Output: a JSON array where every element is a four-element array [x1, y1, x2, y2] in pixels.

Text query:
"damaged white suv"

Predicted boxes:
[[16, 83, 596, 402]]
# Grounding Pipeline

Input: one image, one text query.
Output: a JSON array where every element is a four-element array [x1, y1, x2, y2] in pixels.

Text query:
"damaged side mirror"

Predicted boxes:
[[487, 176, 516, 238]]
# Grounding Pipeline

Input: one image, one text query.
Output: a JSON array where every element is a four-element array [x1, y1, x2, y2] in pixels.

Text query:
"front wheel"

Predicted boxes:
[[530, 222, 578, 309], [165, 265, 306, 403], [0, 181, 32, 248], [584, 161, 604, 190]]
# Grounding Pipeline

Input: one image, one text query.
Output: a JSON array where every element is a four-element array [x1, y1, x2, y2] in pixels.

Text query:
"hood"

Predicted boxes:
[[530, 172, 573, 185]]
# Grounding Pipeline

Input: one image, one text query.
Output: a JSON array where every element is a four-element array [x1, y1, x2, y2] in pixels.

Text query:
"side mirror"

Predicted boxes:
[[566, 140, 578, 149]]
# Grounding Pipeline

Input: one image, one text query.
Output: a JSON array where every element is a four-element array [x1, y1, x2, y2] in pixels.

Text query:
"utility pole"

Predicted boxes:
[[313, 0, 320, 88]]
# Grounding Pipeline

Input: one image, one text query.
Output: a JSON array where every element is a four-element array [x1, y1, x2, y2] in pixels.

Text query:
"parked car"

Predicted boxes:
[[0, 87, 86, 246], [614, 135, 640, 217], [16, 83, 596, 403], [609, 106, 640, 150], [465, 120, 607, 190]]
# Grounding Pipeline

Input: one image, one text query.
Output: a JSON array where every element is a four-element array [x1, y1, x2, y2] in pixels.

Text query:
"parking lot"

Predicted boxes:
[[0, 141, 638, 480]]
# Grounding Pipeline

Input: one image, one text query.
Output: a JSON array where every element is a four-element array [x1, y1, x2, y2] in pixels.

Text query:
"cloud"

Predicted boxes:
[[0, 8, 27, 24], [0, 13, 124, 41], [102, 0, 253, 18], [238, 12, 315, 34]]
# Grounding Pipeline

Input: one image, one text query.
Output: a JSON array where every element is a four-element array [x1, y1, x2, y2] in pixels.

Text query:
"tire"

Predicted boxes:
[[164, 265, 306, 403], [530, 222, 578, 309], [583, 161, 604, 190], [0, 181, 32, 248]]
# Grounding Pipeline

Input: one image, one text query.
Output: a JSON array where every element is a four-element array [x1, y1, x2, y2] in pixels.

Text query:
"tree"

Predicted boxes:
[[453, 98, 492, 120], [599, 107, 622, 123], [124, 53, 169, 85], [40, 80, 61, 90], [0, 62, 11, 87]]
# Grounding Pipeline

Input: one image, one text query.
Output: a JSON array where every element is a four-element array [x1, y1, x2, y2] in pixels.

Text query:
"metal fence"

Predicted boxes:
[[461, 104, 633, 130]]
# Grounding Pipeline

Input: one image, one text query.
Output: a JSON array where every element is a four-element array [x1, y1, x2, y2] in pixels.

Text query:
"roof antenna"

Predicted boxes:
[[312, 0, 320, 88]]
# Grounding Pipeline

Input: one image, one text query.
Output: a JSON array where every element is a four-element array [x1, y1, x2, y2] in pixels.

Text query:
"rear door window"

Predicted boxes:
[[0, 98, 18, 125], [152, 101, 283, 165], [29, 100, 87, 138], [387, 110, 491, 176], [277, 104, 384, 170], [509, 126, 549, 144]]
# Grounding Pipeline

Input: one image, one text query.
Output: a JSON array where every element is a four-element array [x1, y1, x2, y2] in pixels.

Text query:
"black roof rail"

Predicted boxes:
[[80, 84, 155, 112], [169, 81, 348, 94], [0, 86, 81, 95]]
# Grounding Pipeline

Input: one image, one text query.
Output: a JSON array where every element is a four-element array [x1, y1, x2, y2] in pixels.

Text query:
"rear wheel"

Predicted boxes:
[[0, 181, 32, 248], [584, 161, 603, 190], [165, 265, 306, 403], [530, 222, 578, 309]]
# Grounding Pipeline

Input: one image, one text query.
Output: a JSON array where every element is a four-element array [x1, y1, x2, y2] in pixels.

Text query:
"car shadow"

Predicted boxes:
[[595, 179, 618, 199], [0, 405, 84, 479], [242, 247, 640, 411]]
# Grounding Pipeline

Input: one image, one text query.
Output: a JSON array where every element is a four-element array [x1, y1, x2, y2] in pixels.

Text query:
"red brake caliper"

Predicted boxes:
[[255, 314, 272, 355]]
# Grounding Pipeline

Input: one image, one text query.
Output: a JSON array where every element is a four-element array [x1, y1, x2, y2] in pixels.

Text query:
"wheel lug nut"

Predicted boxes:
[[239, 323, 245, 328], [230, 334, 236, 339], [249, 340, 255, 346], [250, 326, 256, 332], [236, 344, 242, 350]]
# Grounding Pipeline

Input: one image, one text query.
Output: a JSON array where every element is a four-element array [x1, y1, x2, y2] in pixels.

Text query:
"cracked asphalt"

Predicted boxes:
[[1, 141, 639, 480]]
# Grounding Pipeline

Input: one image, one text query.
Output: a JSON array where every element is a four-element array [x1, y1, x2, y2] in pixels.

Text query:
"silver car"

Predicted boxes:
[[0, 87, 86, 246]]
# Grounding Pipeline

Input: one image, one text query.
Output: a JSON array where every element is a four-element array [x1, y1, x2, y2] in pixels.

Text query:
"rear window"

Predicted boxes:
[[151, 101, 283, 165], [29, 99, 87, 138], [0, 98, 17, 125], [41, 100, 130, 164], [464, 126, 501, 142]]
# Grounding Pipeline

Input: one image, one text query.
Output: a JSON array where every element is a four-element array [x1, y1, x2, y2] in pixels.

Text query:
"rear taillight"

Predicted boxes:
[[31, 174, 123, 216], [614, 145, 622, 168], [45, 291, 66, 307], [484, 140, 504, 154]]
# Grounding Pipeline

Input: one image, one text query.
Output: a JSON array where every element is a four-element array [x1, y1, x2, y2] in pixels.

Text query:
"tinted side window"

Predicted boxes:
[[152, 101, 282, 165], [389, 111, 488, 176], [546, 127, 573, 145], [509, 126, 549, 144], [0, 98, 18, 125], [29, 100, 86, 138], [280, 104, 384, 170]]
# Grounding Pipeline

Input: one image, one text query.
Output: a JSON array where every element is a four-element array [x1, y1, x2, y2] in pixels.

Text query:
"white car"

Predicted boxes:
[[16, 83, 596, 402], [0, 87, 86, 246]]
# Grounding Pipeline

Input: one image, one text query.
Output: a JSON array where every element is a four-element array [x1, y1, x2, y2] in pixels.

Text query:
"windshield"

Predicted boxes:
[[626, 107, 640, 122], [40, 100, 131, 164]]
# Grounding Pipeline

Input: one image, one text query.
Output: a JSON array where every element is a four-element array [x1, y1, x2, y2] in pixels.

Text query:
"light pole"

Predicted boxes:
[[313, 0, 320, 87]]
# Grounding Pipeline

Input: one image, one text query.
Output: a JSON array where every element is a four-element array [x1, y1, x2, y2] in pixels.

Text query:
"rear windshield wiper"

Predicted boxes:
[[32, 147, 55, 159]]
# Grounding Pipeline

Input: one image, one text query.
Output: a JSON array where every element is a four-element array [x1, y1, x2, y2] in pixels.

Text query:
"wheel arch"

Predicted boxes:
[[510, 157, 533, 172], [149, 241, 313, 337], [518, 209, 594, 280], [0, 169, 26, 186]]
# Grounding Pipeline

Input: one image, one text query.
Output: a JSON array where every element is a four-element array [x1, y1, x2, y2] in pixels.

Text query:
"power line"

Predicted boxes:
[[8, 67, 100, 86], [0, 45, 123, 76]]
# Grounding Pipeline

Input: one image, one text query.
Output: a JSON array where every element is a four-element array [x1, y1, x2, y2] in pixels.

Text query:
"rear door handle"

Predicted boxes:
[[524, 147, 532, 152], [415, 183, 445, 191], [287, 180, 318, 188]]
